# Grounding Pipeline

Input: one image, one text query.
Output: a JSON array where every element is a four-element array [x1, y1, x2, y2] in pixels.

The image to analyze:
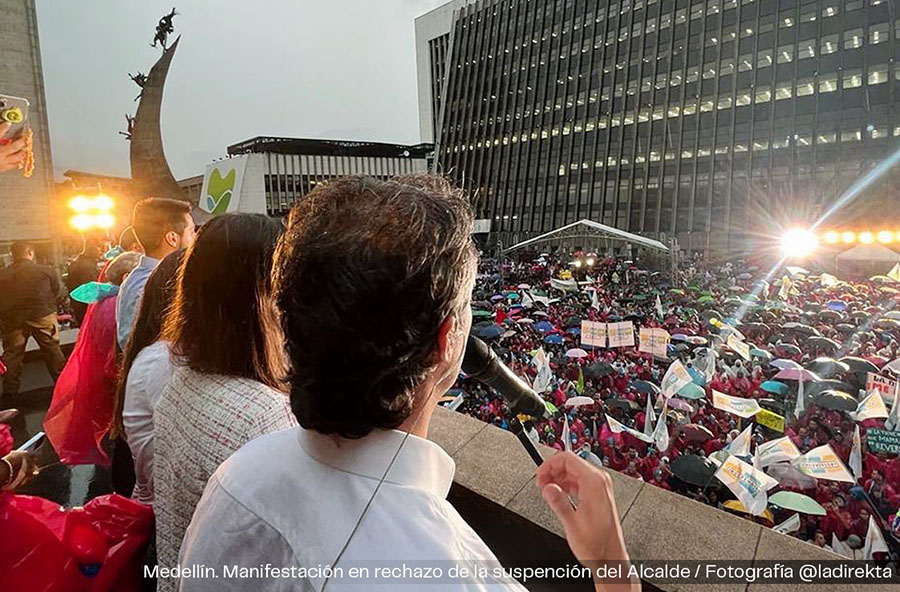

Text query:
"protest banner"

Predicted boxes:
[[866, 373, 897, 405], [712, 390, 761, 418], [715, 455, 778, 516], [638, 327, 669, 358], [581, 320, 607, 347], [755, 408, 785, 433], [607, 321, 635, 348], [866, 429, 900, 455], [793, 444, 855, 483], [756, 436, 801, 467]]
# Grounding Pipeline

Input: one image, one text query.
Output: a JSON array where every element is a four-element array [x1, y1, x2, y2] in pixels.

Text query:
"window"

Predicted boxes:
[[777, 44, 793, 64], [821, 4, 838, 18], [798, 39, 815, 60], [686, 66, 701, 82], [844, 28, 863, 50], [757, 49, 773, 68], [869, 65, 888, 85], [755, 86, 772, 103], [775, 81, 792, 100], [843, 69, 862, 89], [845, 0, 862, 10], [741, 26, 755, 38], [738, 53, 754, 72], [820, 34, 838, 55], [735, 90, 752, 105], [870, 23, 889, 45], [819, 74, 838, 93], [796, 78, 815, 96], [702, 64, 717, 79], [841, 129, 861, 142], [870, 126, 888, 139], [817, 132, 836, 144], [720, 59, 735, 75], [800, 8, 817, 23], [717, 96, 733, 109]]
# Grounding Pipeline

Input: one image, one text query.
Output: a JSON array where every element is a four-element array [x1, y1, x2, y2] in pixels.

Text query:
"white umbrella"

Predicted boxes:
[[517, 283, 530, 289], [565, 396, 595, 408], [516, 318, 534, 324], [884, 358, 900, 374], [565, 348, 589, 358]]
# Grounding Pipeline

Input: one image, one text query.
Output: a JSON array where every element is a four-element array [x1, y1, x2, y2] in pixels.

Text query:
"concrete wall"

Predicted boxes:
[[0, 0, 56, 248], [427, 407, 895, 592]]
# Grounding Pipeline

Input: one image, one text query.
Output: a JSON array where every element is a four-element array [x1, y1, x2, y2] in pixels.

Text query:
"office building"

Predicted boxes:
[[418, 0, 900, 254], [0, 0, 57, 257]]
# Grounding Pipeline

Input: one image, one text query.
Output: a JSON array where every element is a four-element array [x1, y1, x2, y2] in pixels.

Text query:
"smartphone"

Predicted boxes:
[[0, 95, 30, 139], [16, 431, 46, 453]]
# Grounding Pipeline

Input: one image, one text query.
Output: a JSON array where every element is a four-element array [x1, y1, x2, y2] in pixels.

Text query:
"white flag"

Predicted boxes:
[[820, 273, 840, 288], [521, 291, 535, 308], [661, 360, 692, 398], [794, 377, 806, 418], [850, 424, 863, 482], [727, 333, 751, 361], [712, 390, 762, 418], [726, 424, 753, 457], [655, 294, 664, 319], [753, 444, 761, 469], [643, 394, 656, 437], [562, 414, 572, 452], [831, 534, 853, 559], [714, 455, 778, 516], [855, 390, 889, 422], [887, 381, 900, 431], [653, 403, 670, 452], [606, 415, 654, 444], [863, 515, 889, 560], [590, 288, 600, 310], [772, 513, 801, 535], [756, 436, 801, 467], [888, 262, 900, 283], [793, 444, 855, 483]]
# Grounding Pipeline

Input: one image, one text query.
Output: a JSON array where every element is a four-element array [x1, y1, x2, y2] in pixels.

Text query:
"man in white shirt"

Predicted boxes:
[[177, 176, 637, 592]]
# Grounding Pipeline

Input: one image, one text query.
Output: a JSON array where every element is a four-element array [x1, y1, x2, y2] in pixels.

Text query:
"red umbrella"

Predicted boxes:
[[865, 355, 888, 368], [679, 424, 714, 443]]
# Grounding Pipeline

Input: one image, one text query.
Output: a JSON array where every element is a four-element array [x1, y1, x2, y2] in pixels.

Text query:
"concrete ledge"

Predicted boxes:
[[428, 406, 883, 592]]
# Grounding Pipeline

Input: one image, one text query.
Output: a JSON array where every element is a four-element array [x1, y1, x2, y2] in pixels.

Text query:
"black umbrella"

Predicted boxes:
[[812, 390, 858, 412], [775, 342, 802, 356], [701, 310, 723, 325], [624, 312, 646, 322], [835, 323, 856, 334], [671, 455, 719, 487], [631, 379, 661, 395], [783, 322, 822, 337], [807, 336, 840, 355], [758, 398, 786, 412], [818, 310, 844, 322], [806, 357, 850, 378], [584, 362, 615, 378], [839, 356, 880, 375], [740, 322, 771, 335], [805, 379, 856, 397], [606, 398, 640, 411], [564, 315, 581, 328]]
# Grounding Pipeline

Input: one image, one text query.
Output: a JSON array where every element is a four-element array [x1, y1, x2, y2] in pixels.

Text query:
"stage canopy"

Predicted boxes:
[[503, 219, 669, 254], [836, 244, 900, 262]]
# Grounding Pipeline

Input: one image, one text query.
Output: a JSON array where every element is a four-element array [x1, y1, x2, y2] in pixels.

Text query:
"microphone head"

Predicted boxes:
[[461, 335, 493, 377]]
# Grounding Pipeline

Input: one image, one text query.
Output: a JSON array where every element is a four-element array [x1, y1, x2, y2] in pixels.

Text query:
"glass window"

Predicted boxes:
[[717, 96, 733, 109], [686, 66, 700, 82], [775, 81, 792, 100], [817, 132, 836, 144], [798, 39, 816, 59], [735, 90, 752, 105], [800, 8, 817, 23], [845, 0, 862, 10], [777, 44, 793, 64], [870, 23, 889, 45], [869, 65, 888, 85], [820, 34, 838, 55], [843, 69, 862, 88], [754, 86, 772, 103], [738, 53, 754, 71], [796, 78, 815, 96], [821, 4, 839, 18], [720, 59, 735, 75], [870, 126, 888, 139], [781, 15, 794, 28], [702, 64, 717, 79], [757, 49, 773, 68], [741, 25, 755, 38], [818, 74, 838, 93], [844, 28, 863, 50], [841, 129, 861, 142]]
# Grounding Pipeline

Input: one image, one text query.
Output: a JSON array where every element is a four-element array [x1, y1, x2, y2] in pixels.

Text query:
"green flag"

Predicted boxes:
[[576, 367, 585, 394]]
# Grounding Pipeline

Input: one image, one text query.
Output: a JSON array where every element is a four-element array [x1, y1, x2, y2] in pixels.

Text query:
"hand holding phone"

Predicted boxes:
[[0, 95, 33, 176]]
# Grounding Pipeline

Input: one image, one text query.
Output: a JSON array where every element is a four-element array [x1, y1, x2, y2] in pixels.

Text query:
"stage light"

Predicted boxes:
[[573, 259, 583, 268], [859, 231, 874, 244], [68, 195, 91, 212], [822, 231, 840, 244], [877, 230, 894, 244], [841, 231, 856, 244], [781, 228, 819, 259], [585, 256, 596, 266], [94, 213, 115, 229], [70, 214, 94, 232], [93, 194, 114, 211]]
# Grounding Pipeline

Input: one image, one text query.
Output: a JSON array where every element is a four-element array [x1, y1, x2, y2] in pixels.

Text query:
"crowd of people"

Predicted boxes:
[[0, 175, 639, 591], [452, 250, 900, 563]]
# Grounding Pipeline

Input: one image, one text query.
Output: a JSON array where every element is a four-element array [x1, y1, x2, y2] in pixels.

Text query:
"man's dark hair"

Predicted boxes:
[[83, 236, 105, 255], [162, 213, 285, 388], [273, 175, 477, 438], [10, 241, 33, 260], [131, 197, 192, 251]]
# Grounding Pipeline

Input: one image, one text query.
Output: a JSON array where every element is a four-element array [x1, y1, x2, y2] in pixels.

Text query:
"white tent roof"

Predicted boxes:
[[503, 219, 669, 253], [836, 244, 900, 262]]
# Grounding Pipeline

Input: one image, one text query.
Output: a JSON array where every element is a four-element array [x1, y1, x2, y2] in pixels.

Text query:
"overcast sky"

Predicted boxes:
[[36, 0, 446, 180]]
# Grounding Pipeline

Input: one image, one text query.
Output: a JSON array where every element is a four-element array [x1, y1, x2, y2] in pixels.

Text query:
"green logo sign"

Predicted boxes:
[[205, 168, 236, 215]]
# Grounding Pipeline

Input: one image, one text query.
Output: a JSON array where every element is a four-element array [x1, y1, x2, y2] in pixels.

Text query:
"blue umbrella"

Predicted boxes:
[[760, 380, 788, 395], [566, 327, 581, 335], [544, 334, 564, 345], [472, 323, 504, 340], [534, 320, 554, 333], [688, 366, 706, 386], [490, 294, 504, 302], [827, 300, 847, 311]]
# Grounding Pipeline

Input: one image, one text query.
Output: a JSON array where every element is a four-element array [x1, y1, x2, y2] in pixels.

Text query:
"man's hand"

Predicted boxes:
[[2, 450, 37, 490], [0, 122, 27, 173], [536, 452, 640, 592]]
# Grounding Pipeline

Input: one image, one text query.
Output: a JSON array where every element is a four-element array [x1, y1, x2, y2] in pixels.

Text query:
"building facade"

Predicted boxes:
[[0, 0, 57, 257], [420, 0, 900, 254], [214, 137, 432, 217]]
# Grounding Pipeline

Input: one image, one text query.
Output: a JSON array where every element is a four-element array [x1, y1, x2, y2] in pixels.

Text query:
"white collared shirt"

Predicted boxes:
[[177, 426, 526, 591], [123, 340, 174, 505]]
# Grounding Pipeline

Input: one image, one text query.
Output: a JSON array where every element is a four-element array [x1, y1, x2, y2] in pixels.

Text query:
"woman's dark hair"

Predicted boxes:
[[112, 250, 184, 437], [273, 175, 477, 438], [161, 213, 285, 387]]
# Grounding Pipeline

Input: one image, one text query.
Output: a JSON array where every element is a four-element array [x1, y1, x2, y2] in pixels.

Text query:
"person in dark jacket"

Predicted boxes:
[[65, 237, 107, 326], [0, 241, 66, 397]]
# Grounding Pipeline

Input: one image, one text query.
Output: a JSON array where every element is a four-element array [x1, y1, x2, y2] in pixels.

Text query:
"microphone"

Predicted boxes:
[[461, 336, 551, 418]]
